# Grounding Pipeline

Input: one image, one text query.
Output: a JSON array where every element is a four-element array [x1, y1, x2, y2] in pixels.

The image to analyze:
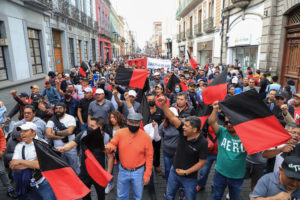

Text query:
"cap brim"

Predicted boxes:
[[283, 168, 300, 180]]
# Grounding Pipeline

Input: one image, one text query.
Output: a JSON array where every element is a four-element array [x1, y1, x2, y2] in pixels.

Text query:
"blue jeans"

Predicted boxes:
[[166, 166, 197, 200], [19, 179, 56, 200], [197, 154, 217, 187], [163, 155, 173, 182], [62, 151, 80, 174], [211, 171, 243, 200], [117, 164, 144, 200]]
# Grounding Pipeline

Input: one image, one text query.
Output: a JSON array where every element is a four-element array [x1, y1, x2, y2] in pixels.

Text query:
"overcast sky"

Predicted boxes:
[[110, 0, 172, 48]]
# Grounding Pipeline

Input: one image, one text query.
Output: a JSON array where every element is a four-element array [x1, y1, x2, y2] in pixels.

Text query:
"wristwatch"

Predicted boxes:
[[184, 170, 187, 176]]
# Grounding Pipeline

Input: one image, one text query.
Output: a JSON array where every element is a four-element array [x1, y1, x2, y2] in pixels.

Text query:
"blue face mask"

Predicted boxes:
[[175, 88, 180, 93]]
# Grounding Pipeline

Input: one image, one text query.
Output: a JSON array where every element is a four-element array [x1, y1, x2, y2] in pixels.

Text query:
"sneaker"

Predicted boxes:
[[7, 188, 18, 199], [105, 183, 114, 194], [226, 193, 230, 200], [179, 188, 186, 200]]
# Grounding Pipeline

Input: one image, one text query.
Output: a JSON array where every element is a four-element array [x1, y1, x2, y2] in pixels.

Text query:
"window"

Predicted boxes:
[[98, 7, 101, 27], [0, 23, 8, 81], [69, 38, 75, 67], [85, 41, 88, 60], [28, 29, 43, 75], [92, 39, 96, 61], [209, 0, 214, 18]]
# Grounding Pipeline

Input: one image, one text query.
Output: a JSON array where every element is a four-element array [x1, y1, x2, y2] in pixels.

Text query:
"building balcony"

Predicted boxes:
[[203, 17, 214, 33], [88, 17, 93, 28], [81, 12, 87, 25], [186, 29, 193, 39], [231, 0, 251, 8], [177, 34, 181, 42], [194, 23, 202, 36], [94, 21, 99, 31], [23, 0, 52, 11], [70, 5, 80, 22], [52, 0, 69, 17], [181, 32, 186, 41], [176, 0, 203, 20]]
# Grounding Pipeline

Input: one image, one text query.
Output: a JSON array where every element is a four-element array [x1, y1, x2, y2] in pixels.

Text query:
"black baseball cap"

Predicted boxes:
[[32, 93, 42, 100], [275, 91, 285, 99], [282, 156, 300, 180], [188, 82, 196, 87]]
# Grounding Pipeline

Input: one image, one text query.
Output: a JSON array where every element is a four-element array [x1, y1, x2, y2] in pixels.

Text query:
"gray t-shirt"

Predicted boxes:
[[88, 99, 115, 123], [246, 152, 267, 165], [251, 171, 300, 199]]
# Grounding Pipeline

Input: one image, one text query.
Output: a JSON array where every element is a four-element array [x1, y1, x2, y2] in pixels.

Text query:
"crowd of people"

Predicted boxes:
[[0, 57, 299, 200]]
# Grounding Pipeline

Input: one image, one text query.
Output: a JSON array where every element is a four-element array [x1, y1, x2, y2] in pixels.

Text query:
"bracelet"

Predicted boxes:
[[184, 170, 187, 176]]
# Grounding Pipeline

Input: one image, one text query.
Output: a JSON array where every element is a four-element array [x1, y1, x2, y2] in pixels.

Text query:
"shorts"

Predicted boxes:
[[244, 161, 265, 183]]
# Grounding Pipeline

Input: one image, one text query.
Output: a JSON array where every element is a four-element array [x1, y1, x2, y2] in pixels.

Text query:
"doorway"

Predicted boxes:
[[52, 30, 63, 73]]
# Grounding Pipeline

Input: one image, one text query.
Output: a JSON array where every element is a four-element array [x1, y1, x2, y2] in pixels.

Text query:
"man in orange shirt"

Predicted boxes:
[[105, 113, 153, 200]]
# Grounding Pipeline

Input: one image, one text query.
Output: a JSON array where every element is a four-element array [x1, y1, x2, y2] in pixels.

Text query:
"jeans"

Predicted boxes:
[[117, 164, 144, 200], [163, 155, 173, 182], [211, 171, 243, 200], [152, 140, 161, 168], [62, 151, 80, 174], [0, 158, 13, 191], [19, 179, 56, 200], [197, 154, 217, 187], [166, 166, 197, 200]]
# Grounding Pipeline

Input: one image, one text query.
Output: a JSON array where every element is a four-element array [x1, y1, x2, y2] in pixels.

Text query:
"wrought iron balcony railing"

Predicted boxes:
[[203, 17, 214, 33]]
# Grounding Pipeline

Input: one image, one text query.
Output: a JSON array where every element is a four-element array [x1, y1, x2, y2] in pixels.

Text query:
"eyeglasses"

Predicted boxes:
[[24, 112, 33, 115]]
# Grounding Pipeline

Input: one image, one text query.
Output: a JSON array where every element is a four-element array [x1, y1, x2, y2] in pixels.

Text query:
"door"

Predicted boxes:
[[52, 30, 63, 73], [78, 40, 82, 64], [281, 7, 300, 91]]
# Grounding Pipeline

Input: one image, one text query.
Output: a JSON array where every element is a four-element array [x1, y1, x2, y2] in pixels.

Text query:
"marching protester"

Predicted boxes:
[[105, 113, 153, 200]]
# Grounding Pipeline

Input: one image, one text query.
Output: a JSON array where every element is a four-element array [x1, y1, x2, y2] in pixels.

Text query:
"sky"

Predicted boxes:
[[110, 0, 172, 48]]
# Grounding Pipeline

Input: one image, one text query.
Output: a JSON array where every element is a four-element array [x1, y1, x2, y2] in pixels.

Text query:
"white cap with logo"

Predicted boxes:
[[17, 122, 37, 131], [95, 88, 104, 94], [128, 90, 137, 97], [84, 87, 93, 93]]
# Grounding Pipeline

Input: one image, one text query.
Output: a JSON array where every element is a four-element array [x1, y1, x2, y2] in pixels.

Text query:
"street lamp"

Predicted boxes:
[[166, 38, 171, 59]]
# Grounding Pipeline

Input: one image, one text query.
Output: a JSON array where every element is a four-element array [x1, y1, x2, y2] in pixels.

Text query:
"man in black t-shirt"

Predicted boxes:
[[78, 87, 95, 131], [157, 96, 208, 200]]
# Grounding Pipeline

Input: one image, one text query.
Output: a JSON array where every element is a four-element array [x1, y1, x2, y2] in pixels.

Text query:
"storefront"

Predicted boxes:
[[197, 40, 213, 66], [227, 14, 262, 74]]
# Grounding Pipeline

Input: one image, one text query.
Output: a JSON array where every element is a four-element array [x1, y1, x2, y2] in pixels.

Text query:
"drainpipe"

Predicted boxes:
[[220, 0, 225, 64]]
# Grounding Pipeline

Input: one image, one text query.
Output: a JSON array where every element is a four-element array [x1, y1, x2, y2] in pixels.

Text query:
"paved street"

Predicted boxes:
[[0, 157, 251, 200]]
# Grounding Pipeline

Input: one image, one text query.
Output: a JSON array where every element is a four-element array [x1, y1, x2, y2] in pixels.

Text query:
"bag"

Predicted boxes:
[[21, 145, 43, 182], [50, 115, 69, 143], [13, 169, 31, 196]]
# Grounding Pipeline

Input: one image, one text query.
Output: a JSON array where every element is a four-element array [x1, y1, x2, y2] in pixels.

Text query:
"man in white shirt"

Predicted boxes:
[[46, 102, 79, 174], [10, 122, 56, 200]]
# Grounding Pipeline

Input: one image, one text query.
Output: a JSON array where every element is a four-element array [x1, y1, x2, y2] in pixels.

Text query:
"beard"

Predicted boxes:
[[55, 112, 64, 118]]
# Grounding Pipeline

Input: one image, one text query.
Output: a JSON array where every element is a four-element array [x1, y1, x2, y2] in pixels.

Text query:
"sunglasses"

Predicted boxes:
[[224, 121, 232, 125]]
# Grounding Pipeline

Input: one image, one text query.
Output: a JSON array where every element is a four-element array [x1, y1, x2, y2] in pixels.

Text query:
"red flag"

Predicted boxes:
[[187, 51, 198, 71], [79, 62, 89, 77], [33, 139, 90, 200], [84, 149, 113, 187], [115, 68, 148, 89], [219, 89, 291, 155], [166, 74, 188, 92], [202, 67, 228, 105]]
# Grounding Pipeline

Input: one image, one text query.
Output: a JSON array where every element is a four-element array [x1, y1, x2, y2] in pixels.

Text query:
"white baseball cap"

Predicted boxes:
[[232, 77, 238, 84], [154, 72, 160, 76], [64, 73, 70, 77], [95, 88, 104, 94], [169, 107, 179, 117], [128, 90, 137, 97], [84, 87, 93, 93], [17, 122, 37, 131]]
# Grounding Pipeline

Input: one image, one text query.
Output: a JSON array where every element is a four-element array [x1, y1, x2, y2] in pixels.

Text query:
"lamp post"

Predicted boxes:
[[166, 38, 172, 59]]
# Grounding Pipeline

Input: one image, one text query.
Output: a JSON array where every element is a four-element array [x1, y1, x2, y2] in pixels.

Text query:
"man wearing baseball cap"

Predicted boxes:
[[105, 113, 153, 200], [113, 89, 140, 120], [88, 88, 115, 124], [78, 87, 95, 131], [251, 156, 300, 199], [10, 122, 56, 199], [150, 71, 164, 90]]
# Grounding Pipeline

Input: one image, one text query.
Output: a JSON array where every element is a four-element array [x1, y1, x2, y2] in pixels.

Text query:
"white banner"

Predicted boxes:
[[147, 58, 172, 70]]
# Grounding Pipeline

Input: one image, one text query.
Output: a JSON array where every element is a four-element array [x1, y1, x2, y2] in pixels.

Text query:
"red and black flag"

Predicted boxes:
[[219, 89, 291, 155], [115, 67, 148, 89], [187, 51, 198, 72], [79, 61, 89, 77], [166, 74, 188, 92], [202, 67, 228, 105], [33, 139, 90, 200], [196, 103, 213, 130], [81, 131, 113, 187]]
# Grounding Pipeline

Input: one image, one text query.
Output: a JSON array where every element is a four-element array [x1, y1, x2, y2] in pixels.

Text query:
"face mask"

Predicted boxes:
[[87, 127, 100, 135], [175, 88, 180, 93], [65, 94, 71, 99], [128, 125, 140, 133], [149, 100, 156, 107]]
